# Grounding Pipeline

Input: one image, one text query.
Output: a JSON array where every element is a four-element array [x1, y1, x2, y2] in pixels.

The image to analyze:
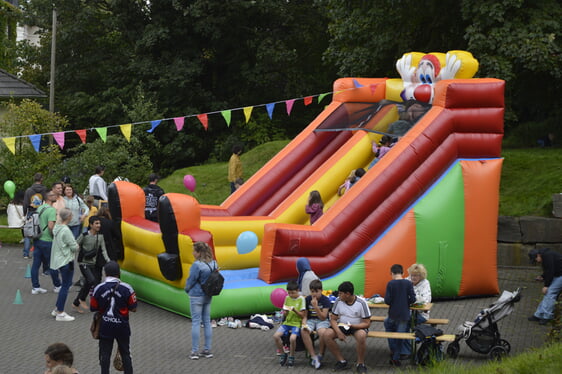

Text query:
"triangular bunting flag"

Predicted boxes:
[[352, 78, 364, 88], [147, 120, 162, 133], [29, 134, 41, 152], [221, 110, 231, 127], [286, 99, 295, 115], [2, 137, 16, 155], [304, 96, 313, 106], [318, 93, 329, 103], [266, 103, 275, 119], [120, 124, 132, 142], [53, 132, 65, 149], [75, 129, 87, 144], [95, 127, 107, 142], [243, 106, 253, 123], [197, 114, 208, 130], [174, 117, 185, 131]]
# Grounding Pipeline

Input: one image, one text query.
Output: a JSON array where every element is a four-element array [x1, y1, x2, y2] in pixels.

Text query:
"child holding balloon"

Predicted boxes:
[[272, 280, 306, 368]]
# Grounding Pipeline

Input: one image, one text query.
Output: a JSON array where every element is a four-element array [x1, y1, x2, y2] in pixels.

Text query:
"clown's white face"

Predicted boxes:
[[417, 60, 437, 84]]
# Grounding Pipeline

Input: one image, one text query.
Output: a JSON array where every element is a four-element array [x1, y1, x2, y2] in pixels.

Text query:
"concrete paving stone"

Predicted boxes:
[[0, 245, 552, 373]]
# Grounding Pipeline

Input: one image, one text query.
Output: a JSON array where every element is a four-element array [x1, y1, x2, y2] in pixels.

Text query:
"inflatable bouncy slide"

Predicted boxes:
[[109, 50, 504, 318]]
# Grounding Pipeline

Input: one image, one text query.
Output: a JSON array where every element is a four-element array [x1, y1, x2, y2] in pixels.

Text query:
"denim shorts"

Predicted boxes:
[[304, 319, 330, 331], [277, 324, 301, 337]]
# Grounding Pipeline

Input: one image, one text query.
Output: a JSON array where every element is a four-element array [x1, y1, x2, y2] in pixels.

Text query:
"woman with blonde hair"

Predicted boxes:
[[184, 242, 217, 360], [406, 263, 432, 324]]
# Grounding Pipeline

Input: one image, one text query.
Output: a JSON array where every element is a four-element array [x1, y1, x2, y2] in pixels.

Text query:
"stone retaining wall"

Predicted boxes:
[[498, 216, 562, 266]]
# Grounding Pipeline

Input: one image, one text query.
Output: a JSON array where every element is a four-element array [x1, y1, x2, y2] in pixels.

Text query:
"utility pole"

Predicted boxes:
[[49, 8, 56, 113]]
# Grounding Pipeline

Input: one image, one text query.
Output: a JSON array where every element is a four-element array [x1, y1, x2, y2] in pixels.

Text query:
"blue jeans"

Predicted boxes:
[[31, 240, 60, 289], [384, 317, 411, 360], [190, 295, 212, 353], [534, 275, 562, 320], [55, 262, 74, 312], [23, 236, 31, 257], [69, 224, 82, 239]]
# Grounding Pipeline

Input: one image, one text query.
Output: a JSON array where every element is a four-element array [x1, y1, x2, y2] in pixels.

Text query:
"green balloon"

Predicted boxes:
[[3, 180, 16, 199]]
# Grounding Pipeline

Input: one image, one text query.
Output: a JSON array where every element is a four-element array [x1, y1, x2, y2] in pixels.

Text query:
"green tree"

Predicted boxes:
[[0, 100, 68, 202]]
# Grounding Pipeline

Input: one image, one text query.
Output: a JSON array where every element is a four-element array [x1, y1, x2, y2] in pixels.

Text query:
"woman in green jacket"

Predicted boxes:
[[50, 208, 79, 322]]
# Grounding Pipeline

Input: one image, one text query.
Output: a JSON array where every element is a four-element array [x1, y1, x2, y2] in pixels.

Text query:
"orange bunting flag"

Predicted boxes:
[[95, 127, 108, 142], [120, 124, 132, 142], [2, 137, 16, 155], [286, 99, 295, 115], [304, 96, 313, 106], [75, 129, 87, 144], [221, 110, 231, 127], [243, 106, 253, 123], [197, 114, 208, 130], [174, 117, 185, 131], [53, 132, 65, 149]]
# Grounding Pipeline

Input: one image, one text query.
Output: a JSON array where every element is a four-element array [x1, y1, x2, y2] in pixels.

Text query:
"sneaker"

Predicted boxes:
[[217, 317, 228, 326], [311, 357, 321, 370], [53, 286, 61, 293], [51, 309, 58, 317], [334, 360, 348, 371], [235, 319, 242, 328], [356, 363, 367, 373], [539, 318, 549, 325], [279, 353, 288, 366], [200, 349, 213, 358], [55, 312, 75, 322], [283, 345, 290, 354], [23, 255, 30, 259], [211, 320, 217, 328], [528, 315, 540, 322], [190, 352, 199, 360], [287, 356, 295, 368], [31, 287, 47, 295], [276, 349, 282, 356]]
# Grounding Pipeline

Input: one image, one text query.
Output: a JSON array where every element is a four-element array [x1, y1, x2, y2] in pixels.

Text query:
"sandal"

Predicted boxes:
[[72, 304, 84, 314]]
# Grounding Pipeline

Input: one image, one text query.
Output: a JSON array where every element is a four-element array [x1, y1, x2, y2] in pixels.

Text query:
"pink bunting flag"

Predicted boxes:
[[174, 117, 185, 131], [304, 96, 313, 106], [53, 132, 65, 149], [75, 129, 87, 144], [197, 114, 208, 130], [286, 99, 295, 115]]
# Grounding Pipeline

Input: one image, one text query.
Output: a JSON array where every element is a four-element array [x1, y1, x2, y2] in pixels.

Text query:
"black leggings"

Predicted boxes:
[[74, 264, 101, 304]]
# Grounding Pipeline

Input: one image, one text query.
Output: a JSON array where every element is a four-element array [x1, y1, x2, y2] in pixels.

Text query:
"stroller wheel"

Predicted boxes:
[[498, 339, 511, 353], [489, 346, 508, 360], [446, 342, 460, 358]]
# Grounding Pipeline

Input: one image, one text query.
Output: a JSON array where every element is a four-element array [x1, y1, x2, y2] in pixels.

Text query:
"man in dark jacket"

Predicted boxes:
[[528, 248, 562, 325], [143, 173, 165, 222]]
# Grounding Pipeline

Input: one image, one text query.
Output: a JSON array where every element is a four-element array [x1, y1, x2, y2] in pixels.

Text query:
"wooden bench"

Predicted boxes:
[[368, 330, 456, 342], [370, 315, 449, 326]]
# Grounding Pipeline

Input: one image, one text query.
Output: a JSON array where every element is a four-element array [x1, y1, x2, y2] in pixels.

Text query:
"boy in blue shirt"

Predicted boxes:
[[384, 264, 416, 367], [301, 279, 331, 369], [273, 280, 306, 367]]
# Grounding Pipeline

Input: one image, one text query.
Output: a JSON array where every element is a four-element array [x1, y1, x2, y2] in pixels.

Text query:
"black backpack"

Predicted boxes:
[[199, 262, 224, 297], [414, 325, 444, 366]]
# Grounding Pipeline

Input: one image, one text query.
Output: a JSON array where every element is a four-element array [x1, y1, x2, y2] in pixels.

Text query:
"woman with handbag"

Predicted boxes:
[[184, 242, 217, 360], [72, 216, 110, 313], [50, 208, 79, 322]]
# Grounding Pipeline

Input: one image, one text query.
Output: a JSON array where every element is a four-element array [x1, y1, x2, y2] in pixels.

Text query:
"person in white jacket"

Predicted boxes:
[[406, 263, 432, 324], [7, 191, 26, 254]]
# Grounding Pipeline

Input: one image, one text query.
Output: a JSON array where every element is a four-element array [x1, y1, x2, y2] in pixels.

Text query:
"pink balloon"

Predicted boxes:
[[270, 288, 288, 308], [183, 175, 196, 192]]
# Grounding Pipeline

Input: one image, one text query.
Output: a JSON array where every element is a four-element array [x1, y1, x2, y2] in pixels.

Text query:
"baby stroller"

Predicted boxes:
[[447, 288, 521, 360]]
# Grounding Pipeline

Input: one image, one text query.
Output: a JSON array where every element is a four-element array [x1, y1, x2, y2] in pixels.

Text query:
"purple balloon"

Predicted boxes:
[[183, 175, 196, 192]]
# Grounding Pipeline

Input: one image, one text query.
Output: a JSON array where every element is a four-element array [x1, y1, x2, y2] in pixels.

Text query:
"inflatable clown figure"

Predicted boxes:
[[396, 52, 466, 103]]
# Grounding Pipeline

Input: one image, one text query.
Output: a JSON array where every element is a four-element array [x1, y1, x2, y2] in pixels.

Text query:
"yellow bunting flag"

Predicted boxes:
[[243, 106, 253, 123], [2, 137, 16, 155], [120, 124, 132, 142], [95, 127, 108, 142]]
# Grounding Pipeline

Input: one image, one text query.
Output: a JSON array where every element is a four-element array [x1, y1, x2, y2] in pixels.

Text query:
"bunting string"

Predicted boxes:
[[1, 81, 374, 154]]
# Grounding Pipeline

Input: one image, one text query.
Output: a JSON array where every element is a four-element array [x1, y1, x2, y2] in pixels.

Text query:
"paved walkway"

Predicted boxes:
[[0, 244, 551, 373]]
